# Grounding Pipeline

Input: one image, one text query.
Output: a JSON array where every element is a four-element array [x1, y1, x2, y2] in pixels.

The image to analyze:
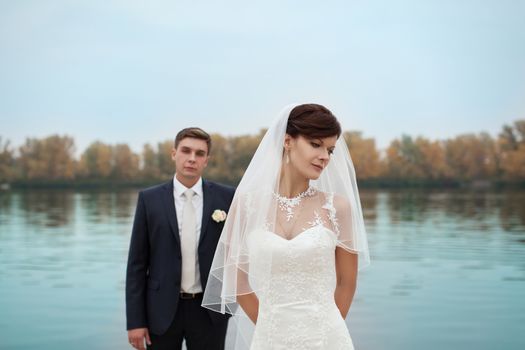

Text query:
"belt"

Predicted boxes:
[[180, 292, 203, 299]]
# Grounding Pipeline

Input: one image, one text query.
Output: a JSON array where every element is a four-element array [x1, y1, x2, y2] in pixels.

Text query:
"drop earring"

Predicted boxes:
[[286, 151, 290, 164]]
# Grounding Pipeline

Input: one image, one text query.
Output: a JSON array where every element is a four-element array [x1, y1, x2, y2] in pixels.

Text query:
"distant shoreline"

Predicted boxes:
[[2, 119, 524, 187], [2, 179, 523, 190]]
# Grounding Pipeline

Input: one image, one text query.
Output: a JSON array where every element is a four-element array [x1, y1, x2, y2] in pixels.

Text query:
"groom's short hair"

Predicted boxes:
[[174, 127, 212, 154]]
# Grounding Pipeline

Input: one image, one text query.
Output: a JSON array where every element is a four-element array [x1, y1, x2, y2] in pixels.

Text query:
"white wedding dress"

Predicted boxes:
[[246, 193, 355, 350]]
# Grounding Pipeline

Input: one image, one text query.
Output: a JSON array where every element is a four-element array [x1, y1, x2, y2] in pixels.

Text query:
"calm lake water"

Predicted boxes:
[[0, 189, 524, 350]]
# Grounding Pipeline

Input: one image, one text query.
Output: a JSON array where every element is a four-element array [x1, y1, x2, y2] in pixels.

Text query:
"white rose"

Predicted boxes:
[[212, 209, 227, 223]]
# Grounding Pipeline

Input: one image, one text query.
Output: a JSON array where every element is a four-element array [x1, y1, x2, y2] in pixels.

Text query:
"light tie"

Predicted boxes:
[[181, 189, 196, 292]]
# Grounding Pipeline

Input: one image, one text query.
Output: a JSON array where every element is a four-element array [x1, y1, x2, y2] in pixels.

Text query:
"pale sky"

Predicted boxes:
[[1, 0, 524, 154]]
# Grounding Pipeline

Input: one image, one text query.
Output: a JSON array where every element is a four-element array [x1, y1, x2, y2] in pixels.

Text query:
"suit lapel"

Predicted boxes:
[[199, 180, 213, 245], [162, 180, 180, 245]]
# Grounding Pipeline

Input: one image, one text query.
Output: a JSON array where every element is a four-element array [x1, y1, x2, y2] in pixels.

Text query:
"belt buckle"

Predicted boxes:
[[180, 292, 195, 299]]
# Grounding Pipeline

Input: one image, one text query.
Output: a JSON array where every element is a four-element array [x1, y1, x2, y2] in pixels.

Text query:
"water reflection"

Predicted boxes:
[[0, 190, 139, 229], [0, 191, 13, 225], [384, 189, 525, 236], [386, 189, 431, 223], [440, 191, 495, 222], [80, 190, 137, 226], [359, 190, 378, 224], [17, 190, 75, 228], [497, 191, 525, 233]]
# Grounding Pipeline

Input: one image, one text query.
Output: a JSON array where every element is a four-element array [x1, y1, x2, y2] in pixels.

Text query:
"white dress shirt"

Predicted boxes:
[[173, 175, 203, 293]]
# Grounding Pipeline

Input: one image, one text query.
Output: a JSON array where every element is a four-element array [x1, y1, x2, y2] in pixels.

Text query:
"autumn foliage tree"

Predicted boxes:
[[156, 140, 175, 179], [78, 141, 113, 179], [18, 135, 76, 181], [205, 134, 231, 184], [111, 144, 140, 180], [499, 120, 525, 181], [141, 144, 161, 180], [344, 131, 381, 179], [0, 137, 16, 183], [444, 133, 498, 180], [384, 135, 428, 180]]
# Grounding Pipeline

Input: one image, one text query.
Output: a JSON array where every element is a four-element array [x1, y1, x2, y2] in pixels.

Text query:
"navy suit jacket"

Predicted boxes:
[[126, 179, 235, 335]]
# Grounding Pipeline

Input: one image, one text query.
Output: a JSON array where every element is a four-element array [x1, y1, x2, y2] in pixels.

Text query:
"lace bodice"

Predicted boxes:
[[248, 225, 338, 307]]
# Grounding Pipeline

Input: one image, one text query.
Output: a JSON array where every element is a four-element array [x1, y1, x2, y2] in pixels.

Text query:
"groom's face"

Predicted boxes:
[[171, 137, 209, 182]]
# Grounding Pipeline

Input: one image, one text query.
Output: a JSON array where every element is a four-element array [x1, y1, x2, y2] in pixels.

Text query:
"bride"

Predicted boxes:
[[202, 103, 370, 349]]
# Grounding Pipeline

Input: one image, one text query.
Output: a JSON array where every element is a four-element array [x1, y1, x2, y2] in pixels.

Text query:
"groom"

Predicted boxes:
[[126, 127, 234, 350]]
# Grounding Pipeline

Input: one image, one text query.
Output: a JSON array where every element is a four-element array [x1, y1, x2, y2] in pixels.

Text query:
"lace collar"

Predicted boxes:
[[273, 186, 317, 221]]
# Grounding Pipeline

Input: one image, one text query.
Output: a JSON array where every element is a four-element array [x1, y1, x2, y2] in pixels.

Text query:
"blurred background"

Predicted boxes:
[[1, 1, 524, 349]]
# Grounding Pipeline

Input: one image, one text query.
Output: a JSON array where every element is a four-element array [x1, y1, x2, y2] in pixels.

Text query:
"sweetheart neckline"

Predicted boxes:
[[264, 224, 337, 242]]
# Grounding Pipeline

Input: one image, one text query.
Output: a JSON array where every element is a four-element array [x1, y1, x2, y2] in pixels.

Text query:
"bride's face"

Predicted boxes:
[[285, 134, 337, 180]]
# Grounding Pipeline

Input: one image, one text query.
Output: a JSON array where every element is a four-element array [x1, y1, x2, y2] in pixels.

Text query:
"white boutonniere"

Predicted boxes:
[[212, 209, 227, 223]]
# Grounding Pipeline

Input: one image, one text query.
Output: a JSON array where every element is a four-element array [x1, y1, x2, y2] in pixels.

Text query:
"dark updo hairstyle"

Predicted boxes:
[[286, 104, 341, 139]]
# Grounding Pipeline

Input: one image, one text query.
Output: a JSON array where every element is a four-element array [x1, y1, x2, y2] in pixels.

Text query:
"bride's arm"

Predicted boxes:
[[237, 292, 259, 324], [334, 247, 358, 319], [237, 268, 259, 324]]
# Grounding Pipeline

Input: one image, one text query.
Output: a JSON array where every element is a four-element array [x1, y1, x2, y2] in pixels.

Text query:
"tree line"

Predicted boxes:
[[0, 120, 524, 187]]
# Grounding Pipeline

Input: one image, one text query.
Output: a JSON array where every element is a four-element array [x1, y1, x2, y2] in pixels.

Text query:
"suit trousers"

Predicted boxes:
[[147, 297, 228, 350]]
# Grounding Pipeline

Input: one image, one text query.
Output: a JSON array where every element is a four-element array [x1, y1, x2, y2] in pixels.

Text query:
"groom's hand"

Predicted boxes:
[[128, 328, 152, 350]]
